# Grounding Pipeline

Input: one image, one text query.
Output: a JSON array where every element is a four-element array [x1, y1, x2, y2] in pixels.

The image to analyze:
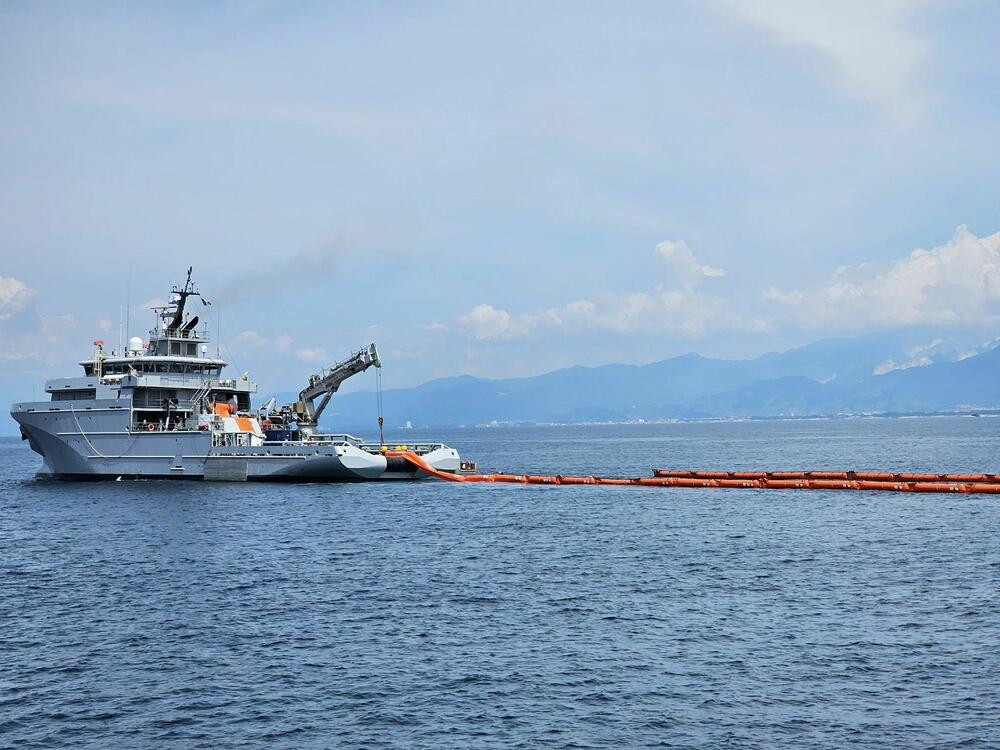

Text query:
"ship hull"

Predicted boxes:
[[11, 404, 460, 482]]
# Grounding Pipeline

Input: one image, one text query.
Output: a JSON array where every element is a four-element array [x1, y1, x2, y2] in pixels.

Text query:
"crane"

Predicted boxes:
[[282, 343, 381, 438]]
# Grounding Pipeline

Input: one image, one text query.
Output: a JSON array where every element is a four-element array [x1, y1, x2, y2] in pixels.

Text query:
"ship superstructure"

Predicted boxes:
[[11, 269, 460, 481]]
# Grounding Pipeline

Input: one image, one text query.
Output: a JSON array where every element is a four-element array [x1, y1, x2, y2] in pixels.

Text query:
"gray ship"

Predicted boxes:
[[10, 269, 461, 481]]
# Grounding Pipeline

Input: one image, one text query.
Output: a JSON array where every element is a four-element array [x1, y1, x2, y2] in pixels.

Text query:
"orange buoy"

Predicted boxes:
[[908, 482, 967, 493], [557, 476, 595, 485], [969, 483, 1000, 494], [716, 479, 759, 488], [858, 481, 910, 492], [810, 479, 859, 490], [898, 473, 944, 483], [763, 479, 809, 489]]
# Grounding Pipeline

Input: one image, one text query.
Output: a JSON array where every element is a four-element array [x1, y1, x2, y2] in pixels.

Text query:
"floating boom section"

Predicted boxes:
[[289, 343, 380, 435], [384, 451, 1000, 494]]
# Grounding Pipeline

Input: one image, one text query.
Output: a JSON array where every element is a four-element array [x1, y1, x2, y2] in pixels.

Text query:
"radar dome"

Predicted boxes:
[[128, 336, 143, 352]]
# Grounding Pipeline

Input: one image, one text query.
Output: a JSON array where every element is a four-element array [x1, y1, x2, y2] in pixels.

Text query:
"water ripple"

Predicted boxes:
[[2, 419, 999, 748]]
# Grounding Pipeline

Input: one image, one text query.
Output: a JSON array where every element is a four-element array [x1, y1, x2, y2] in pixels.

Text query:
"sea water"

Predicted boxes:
[[2, 418, 998, 748]]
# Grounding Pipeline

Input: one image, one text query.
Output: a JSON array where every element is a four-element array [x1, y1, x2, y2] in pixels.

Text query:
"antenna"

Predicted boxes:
[[125, 267, 131, 345], [168, 266, 201, 331]]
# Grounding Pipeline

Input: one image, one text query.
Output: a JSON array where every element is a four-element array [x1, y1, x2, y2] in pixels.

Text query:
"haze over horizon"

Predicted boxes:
[[2, 2, 1000, 411]]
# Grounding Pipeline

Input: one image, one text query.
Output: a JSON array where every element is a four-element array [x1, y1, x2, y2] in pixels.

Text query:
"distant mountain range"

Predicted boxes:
[[267, 327, 1000, 429]]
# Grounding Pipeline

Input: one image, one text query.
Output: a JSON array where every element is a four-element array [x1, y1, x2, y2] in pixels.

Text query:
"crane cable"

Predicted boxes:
[[376, 366, 385, 446]]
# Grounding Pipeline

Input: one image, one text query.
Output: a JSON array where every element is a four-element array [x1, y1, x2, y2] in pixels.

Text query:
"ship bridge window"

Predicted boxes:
[[132, 388, 179, 408], [170, 342, 182, 355], [52, 389, 96, 401]]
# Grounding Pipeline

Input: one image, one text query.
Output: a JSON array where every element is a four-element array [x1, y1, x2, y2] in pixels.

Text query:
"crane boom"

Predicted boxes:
[[289, 343, 381, 436]]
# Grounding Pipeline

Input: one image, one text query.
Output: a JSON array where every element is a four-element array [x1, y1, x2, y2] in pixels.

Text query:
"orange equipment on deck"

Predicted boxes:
[[383, 451, 1000, 495], [211, 402, 235, 417]]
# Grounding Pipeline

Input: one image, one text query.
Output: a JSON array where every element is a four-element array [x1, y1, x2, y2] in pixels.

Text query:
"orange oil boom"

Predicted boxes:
[[384, 451, 1000, 494]]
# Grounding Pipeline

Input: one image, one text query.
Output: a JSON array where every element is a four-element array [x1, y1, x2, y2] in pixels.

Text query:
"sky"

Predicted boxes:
[[2, 1, 1000, 410]]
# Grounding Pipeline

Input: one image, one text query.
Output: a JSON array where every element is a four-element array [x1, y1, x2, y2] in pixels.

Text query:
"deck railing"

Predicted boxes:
[[149, 327, 211, 342], [262, 432, 446, 454]]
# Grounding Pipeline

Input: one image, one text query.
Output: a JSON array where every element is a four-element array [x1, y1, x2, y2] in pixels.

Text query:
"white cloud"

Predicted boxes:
[[457, 240, 763, 341], [230, 329, 294, 355], [655, 240, 725, 280], [0, 277, 34, 320], [459, 304, 537, 340], [419, 322, 448, 332], [727, 0, 931, 118], [0, 278, 81, 363], [0, 311, 80, 363], [545, 289, 766, 337], [763, 287, 803, 305], [766, 226, 1000, 329], [296, 347, 328, 363], [42, 313, 75, 339]]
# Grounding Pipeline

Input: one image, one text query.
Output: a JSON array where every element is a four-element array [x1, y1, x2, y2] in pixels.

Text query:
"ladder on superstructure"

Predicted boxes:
[[189, 381, 213, 413]]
